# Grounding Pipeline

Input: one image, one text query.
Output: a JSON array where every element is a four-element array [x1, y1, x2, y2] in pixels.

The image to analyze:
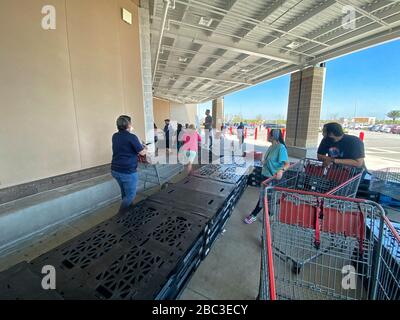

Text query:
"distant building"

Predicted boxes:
[[351, 117, 376, 125], [341, 117, 376, 128]]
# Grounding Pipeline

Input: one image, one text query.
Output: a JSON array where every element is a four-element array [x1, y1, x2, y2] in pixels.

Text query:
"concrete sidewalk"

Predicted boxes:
[[180, 186, 262, 300]]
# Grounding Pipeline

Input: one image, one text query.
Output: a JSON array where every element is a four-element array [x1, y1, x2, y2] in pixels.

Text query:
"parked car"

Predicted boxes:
[[263, 123, 286, 129], [370, 125, 380, 131], [380, 125, 393, 133], [373, 124, 384, 132], [369, 125, 380, 131], [391, 125, 400, 134], [347, 123, 362, 130]]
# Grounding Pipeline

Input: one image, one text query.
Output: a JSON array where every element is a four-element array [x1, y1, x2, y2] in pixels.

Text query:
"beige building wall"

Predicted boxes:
[[0, 0, 145, 188], [153, 98, 171, 129], [153, 98, 198, 130], [170, 103, 198, 127]]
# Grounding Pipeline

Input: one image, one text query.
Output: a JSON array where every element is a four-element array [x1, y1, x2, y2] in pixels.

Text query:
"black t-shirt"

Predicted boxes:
[[317, 134, 365, 160], [111, 131, 144, 174], [205, 115, 213, 130]]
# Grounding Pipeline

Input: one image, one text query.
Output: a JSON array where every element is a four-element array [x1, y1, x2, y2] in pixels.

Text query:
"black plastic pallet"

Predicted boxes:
[[29, 202, 209, 297], [248, 174, 262, 181], [204, 205, 228, 234], [205, 172, 246, 185], [204, 204, 232, 247], [1, 160, 250, 300], [53, 243, 179, 300], [220, 156, 248, 168], [165, 253, 202, 300], [29, 224, 135, 277], [172, 239, 203, 284], [155, 238, 204, 300], [113, 201, 210, 243], [32, 201, 207, 262], [247, 180, 261, 187], [253, 160, 263, 168], [174, 176, 235, 199], [250, 181, 260, 187], [203, 226, 221, 259], [148, 186, 228, 219], [192, 161, 251, 185], [192, 164, 229, 178]]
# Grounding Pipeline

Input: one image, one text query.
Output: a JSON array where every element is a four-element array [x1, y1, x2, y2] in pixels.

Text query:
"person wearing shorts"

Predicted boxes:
[[179, 124, 201, 174]]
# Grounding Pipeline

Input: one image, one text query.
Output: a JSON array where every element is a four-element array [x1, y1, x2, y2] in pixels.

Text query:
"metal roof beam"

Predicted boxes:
[[174, 0, 329, 47], [212, 0, 287, 41], [261, 0, 337, 47], [237, 0, 289, 39], [335, 0, 391, 27], [161, 45, 256, 65], [160, 23, 303, 64], [155, 69, 251, 85], [309, 21, 400, 64], [294, 1, 397, 53], [302, 6, 400, 56]]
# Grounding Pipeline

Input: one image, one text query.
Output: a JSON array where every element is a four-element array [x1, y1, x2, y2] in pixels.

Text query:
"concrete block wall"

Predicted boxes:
[[212, 98, 225, 131], [286, 66, 326, 151]]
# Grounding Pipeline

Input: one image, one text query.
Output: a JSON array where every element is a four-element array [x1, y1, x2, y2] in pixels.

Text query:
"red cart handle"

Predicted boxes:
[[263, 194, 276, 300]]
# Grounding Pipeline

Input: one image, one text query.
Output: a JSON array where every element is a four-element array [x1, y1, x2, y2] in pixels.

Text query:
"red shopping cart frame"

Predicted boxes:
[[261, 186, 382, 301], [259, 160, 364, 300]]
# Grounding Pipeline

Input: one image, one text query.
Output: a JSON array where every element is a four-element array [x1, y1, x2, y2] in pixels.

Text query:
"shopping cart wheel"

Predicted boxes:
[[291, 262, 302, 275]]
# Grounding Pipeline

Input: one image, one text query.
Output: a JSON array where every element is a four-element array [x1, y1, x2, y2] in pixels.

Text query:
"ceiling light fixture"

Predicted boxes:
[[286, 41, 301, 49], [198, 17, 213, 27]]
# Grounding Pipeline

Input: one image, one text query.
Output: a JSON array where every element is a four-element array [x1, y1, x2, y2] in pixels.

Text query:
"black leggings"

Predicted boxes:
[[250, 199, 263, 217], [250, 176, 275, 218]]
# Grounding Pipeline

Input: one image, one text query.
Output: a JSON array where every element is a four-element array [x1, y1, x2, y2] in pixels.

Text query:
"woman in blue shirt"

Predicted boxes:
[[111, 115, 147, 214], [244, 129, 289, 224]]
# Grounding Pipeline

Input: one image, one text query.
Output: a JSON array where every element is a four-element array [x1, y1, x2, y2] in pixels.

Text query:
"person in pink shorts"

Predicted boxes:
[[179, 124, 201, 174]]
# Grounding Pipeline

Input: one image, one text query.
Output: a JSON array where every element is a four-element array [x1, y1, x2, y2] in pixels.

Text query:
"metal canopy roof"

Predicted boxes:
[[149, 0, 400, 104]]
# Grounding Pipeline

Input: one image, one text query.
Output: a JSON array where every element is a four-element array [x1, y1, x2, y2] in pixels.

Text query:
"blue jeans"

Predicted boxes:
[[111, 171, 138, 211]]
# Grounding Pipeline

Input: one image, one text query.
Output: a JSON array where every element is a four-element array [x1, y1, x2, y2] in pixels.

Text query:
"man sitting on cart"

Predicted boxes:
[[317, 122, 365, 168]]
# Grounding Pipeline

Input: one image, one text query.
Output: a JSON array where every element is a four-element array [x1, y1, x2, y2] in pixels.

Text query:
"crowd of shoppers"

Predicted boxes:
[[111, 109, 365, 222]]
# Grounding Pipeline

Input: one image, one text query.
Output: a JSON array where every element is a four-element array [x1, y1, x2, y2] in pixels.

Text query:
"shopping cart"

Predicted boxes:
[[270, 158, 364, 197], [256, 159, 366, 298], [259, 188, 387, 300], [137, 154, 162, 191], [373, 216, 400, 300]]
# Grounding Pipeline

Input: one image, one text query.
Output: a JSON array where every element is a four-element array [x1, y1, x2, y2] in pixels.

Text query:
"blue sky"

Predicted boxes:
[[198, 39, 400, 120]]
